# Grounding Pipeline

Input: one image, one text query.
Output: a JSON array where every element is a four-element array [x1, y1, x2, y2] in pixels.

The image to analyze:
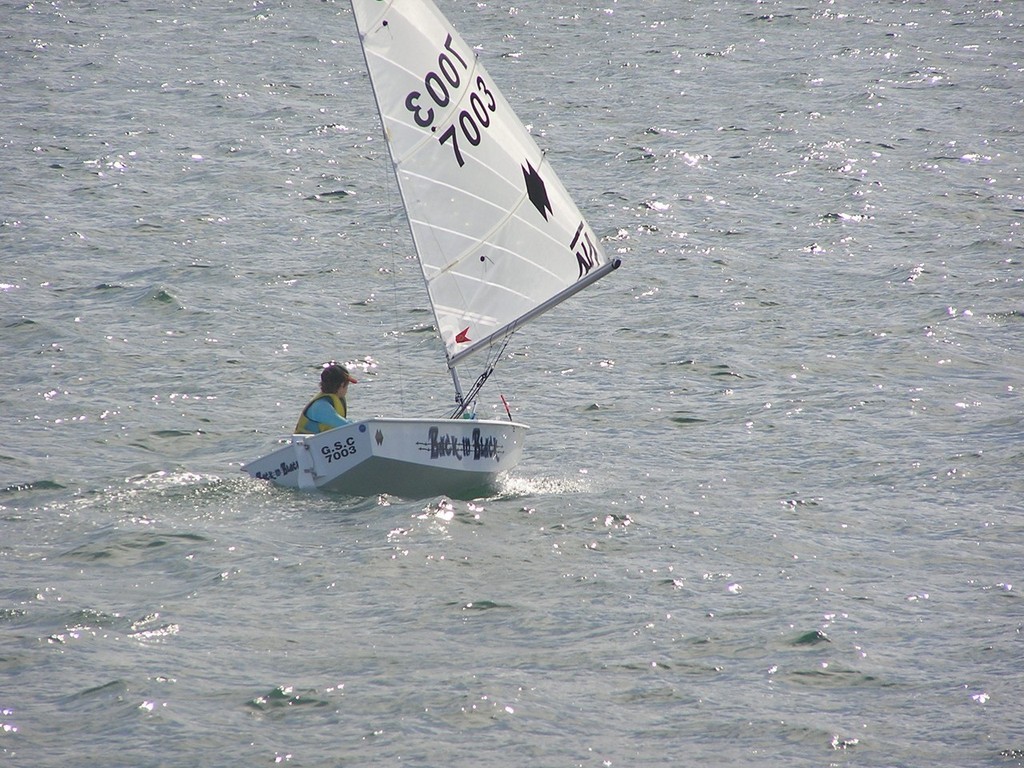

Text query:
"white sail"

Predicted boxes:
[[350, 0, 618, 367]]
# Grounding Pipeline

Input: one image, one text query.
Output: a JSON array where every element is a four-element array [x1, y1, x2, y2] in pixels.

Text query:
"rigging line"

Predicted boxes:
[[449, 331, 515, 419], [383, 140, 406, 410]]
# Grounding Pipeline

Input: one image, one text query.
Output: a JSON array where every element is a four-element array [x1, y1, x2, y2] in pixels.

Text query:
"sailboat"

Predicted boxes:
[[242, 0, 620, 498]]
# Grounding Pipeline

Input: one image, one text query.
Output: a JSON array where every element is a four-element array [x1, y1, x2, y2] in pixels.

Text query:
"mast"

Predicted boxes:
[[450, 367, 465, 410]]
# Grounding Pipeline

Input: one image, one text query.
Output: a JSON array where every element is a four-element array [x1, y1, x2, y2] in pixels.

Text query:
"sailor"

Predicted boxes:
[[294, 362, 358, 434]]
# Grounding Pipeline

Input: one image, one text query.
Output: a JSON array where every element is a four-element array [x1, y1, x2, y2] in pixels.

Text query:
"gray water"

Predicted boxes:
[[2, 1, 1023, 765]]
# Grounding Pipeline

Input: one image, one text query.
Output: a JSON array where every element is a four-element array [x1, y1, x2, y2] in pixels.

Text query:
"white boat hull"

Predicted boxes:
[[242, 418, 527, 498]]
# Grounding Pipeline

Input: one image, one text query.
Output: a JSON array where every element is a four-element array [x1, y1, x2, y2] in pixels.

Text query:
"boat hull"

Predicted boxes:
[[242, 418, 527, 498]]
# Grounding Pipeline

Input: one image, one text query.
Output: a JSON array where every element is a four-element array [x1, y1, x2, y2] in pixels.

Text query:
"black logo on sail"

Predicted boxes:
[[522, 160, 552, 221]]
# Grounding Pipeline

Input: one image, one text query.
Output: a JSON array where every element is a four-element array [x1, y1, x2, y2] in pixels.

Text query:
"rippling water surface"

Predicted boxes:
[[2, 1, 1023, 766]]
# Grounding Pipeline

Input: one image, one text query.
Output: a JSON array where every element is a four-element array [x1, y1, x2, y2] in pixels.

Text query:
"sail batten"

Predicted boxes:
[[350, 0, 618, 370]]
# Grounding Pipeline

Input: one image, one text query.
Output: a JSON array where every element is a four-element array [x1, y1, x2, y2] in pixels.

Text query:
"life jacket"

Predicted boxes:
[[294, 393, 347, 434]]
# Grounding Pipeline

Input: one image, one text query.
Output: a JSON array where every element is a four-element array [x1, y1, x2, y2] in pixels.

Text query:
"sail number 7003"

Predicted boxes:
[[404, 33, 497, 167]]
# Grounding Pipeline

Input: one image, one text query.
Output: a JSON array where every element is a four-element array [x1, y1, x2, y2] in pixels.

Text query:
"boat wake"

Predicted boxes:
[[491, 472, 592, 499]]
